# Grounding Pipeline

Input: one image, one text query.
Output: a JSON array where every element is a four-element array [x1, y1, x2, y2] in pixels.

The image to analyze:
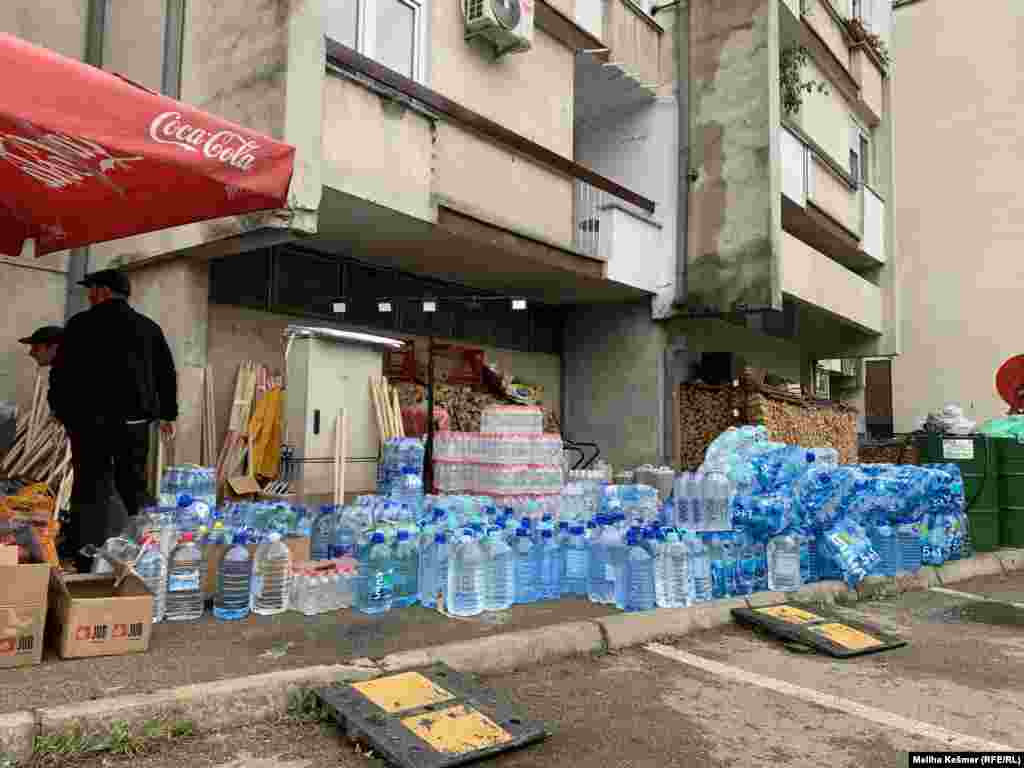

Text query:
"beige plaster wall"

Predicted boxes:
[[321, 74, 435, 223], [891, 0, 1024, 431]]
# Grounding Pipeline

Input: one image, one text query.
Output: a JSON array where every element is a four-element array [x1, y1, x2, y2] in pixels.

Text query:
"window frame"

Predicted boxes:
[[849, 120, 871, 188], [333, 0, 427, 83]]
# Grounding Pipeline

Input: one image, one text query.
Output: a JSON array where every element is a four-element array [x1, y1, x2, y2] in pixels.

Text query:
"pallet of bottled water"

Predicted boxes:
[[480, 405, 544, 434], [159, 465, 217, 512], [290, 558, 358, 615], [378, 438, 425, 495], [433, 431, 563, 464], [433, 461, 563, 495]]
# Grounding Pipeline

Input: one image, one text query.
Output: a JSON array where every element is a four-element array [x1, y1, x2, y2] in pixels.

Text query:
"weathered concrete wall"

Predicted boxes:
[[208, 303, 562, 453], [0, 261, 68, 407], [126, 260, 211, 464], [562, 302, 668, 469], [685, 0, 781, 314], [321, 74, 435, 223], [429, 16, 574, 158], [90, 0, 324, 271], [0, 0, 88, 59]]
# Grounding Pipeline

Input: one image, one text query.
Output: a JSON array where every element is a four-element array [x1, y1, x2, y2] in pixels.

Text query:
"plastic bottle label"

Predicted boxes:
[[251, 575, 264, 597], [168, 570, 200, 592]]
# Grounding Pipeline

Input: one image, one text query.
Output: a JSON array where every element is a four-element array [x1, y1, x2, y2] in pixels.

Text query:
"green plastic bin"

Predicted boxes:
[[993, 439, 1024, 547], [917, 434, 1000, 552]]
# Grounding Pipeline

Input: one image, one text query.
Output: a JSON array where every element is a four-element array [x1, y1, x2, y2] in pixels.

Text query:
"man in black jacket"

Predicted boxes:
[[49, 268, 178, 572]]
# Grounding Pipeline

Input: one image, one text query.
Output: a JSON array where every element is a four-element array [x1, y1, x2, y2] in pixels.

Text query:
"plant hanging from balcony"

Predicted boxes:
[[780, 45, 830, 118], [846, 17, 891, 68]]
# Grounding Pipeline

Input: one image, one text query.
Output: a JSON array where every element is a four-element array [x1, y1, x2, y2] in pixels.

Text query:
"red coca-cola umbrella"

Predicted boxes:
[[0, 33, 296, 257]]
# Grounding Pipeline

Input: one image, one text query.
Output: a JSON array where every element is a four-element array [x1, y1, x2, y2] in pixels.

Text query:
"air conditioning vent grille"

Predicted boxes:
[[465, 0, 486, 22]]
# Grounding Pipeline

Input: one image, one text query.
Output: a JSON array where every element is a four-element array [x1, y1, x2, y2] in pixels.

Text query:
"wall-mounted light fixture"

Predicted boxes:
[[378, 300, 392, 313]]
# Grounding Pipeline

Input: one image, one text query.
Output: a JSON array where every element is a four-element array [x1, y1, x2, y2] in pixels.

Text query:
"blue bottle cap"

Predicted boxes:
[[397, 530, 410, 541], [516, 528, 530, 538], [177, 495, 193, 508], [370, 532, 386, 544], [806, 451, 816, 463], [434, 532, 447, 544], [558, 521, 569, 531], [570, 525, 585, 535], [542, 530, 553, 539]]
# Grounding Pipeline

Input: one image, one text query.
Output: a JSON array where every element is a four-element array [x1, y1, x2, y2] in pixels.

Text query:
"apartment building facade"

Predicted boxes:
[[879, 0, 1023, 434], [0, 0, 897, 469]]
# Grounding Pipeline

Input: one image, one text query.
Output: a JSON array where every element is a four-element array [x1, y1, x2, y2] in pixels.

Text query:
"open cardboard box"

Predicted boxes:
[[48, 557, 153, 659], [0, 561, 50, 669]]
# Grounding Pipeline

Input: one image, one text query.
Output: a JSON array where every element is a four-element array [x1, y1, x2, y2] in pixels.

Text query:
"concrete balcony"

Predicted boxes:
[[780, 124, 884, 270], [780, 231, 882, 333], [850, 46, 884, 125], [573, 179, 666, 293]]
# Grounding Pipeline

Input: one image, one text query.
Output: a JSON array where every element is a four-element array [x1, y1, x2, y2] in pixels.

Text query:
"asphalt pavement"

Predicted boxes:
[[53, 569, 1024, 768]]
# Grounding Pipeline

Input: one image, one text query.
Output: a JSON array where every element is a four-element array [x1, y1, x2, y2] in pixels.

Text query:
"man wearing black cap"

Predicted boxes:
[[49, 268, 178, 572], [18, 325, 63, 368]]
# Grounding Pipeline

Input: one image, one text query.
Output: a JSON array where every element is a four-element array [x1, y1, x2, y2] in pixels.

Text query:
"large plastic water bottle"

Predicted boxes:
[[483, 526, 515, 611], [702, 471, 733, 531], [252, 533, 292, 616], [767, 533, 801, 592], [392, 530, 419, 608], [586, 515, 608, 603], [562, 525, 589, 596], [135, 537, 167, 623], [686, 471, 704, 531], [734, 533, 757, 597], [513, 528, 539, 604], [608, 523, 630, 609], [448, 530, 486, 617], [754, 541, 769, 591], [214, 533, 252, 621], [538, 529, 561, 600], [359, 532, 394, 615], [896, 523, 923, 573], [663, 530, 692, 607], [798, 531, 818, 585], [689, 534, 712, 602], [311, 505, 335, 561], [418, 532, 449, 608], [165, 533, 204, 621], [624, 530, 656, 612]]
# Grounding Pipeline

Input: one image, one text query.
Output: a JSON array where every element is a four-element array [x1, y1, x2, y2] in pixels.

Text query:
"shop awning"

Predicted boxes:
[[0, 33, 296, 258]]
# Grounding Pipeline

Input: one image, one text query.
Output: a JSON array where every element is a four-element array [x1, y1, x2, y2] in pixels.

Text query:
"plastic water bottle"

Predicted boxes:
[[754, 541, 769, 591], [214, 533, 252, 621], [359, 532, 394, 615], [251, 533, 291, 615], [165, 533, 204, 621], [658, 529, 691, 608], [586, 515, 608, 603], [767, 533, 801, 592], [734, 534, 757, 597], [538, 530, 561, 600], [311, 505, 335, 561], [702, 471, 733, 531], [896, 523, 922, 573], [135, 537, 167, 623], [689, 534, 712, 603], [686, 471, 704, 531], [870, 524, 897, 576], [418, 532, 449, 608], [448, 530, 486, 617], [514, 528, 539, 604], [562, 525, 589, 596], [483, 526, 515, 611], [609, 523, 630, 609], [624, 530, 656, 612], [798, 531, 818, 585], [392, 530, 419, 608]]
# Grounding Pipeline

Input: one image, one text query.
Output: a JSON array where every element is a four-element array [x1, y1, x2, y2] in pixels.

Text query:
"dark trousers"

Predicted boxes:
[[65, 421, 153, 572]]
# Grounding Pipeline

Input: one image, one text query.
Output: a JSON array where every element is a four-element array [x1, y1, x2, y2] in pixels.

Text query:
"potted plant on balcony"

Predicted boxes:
[[846, 17, 891, 69]]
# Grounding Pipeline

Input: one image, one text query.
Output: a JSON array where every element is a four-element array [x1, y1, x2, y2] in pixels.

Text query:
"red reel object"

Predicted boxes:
[[995, 355, 1024, 410]]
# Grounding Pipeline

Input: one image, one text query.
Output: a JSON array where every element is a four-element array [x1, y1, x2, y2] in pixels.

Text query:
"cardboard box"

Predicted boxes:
[[0, 562, 50, 669], [49, 566, 153, 659], [202, 536, 310, 596]]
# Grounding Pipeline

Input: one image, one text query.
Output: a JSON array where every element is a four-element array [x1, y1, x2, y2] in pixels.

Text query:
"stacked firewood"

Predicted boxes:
[[0, 372, 72, 513]]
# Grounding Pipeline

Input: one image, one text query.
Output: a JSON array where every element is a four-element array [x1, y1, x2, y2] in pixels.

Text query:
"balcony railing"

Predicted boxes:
[[780, 124, 885, 263]]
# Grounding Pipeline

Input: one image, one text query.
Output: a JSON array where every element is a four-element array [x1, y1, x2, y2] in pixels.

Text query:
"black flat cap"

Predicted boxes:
[[78, 268, 131, 297], [18, 326, 63, 345]]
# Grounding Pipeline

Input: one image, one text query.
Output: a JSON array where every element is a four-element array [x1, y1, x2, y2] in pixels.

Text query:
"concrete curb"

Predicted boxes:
[[2, 549, 1021, 763]]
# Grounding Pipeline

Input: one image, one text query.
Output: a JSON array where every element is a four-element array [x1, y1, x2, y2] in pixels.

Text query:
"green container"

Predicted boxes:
[[993, 439, 1024, 547], [917, 434, 999, 552]]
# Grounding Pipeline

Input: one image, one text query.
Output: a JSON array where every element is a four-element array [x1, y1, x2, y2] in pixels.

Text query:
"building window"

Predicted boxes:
[[327, 0, 424, 81], [849, 122, 870, 187]]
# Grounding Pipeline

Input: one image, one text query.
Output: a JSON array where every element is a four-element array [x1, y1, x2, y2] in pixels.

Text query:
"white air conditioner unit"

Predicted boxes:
[[463, 0, 534, 57]]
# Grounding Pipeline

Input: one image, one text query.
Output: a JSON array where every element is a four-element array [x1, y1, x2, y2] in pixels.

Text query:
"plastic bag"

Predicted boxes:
[[979, 416, 1024, 440]]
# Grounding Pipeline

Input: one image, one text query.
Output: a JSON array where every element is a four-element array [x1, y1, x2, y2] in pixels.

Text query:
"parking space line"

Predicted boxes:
[[929, 587, 1024, 609], [644, 643, 1017, 752]]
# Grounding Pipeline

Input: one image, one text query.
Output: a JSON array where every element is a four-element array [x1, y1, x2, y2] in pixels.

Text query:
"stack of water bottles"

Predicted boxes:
[[432, 405, 563, 496], [378, 438, 426, 496], [158, 465, 217, 512]]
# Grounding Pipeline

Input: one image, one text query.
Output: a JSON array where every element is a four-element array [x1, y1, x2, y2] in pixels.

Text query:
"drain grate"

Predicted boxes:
[[316, 664, 548, 768]]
